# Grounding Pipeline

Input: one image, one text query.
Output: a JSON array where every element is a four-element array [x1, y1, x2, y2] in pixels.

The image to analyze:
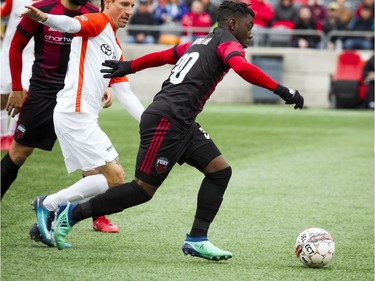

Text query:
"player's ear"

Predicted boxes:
[[228, 18, 237, 32], [103, 0, 111, 9]]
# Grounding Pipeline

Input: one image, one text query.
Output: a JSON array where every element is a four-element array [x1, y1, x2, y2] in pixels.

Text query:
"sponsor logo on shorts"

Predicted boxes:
[[155, 157, 169, 174], [16, 124, 26, 139], [106, 145, 114, 152]]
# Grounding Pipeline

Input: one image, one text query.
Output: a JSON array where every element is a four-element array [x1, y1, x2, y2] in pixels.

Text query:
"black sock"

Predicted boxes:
[[190, 167, 232, 237], [1, 153, 21, 199], [72, 180, 152, 223]]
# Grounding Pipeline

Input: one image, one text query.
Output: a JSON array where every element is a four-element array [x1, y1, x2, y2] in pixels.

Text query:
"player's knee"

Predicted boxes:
[[131, 180, 153, 202], [103, 165, 125, 187], [8, 142, 33, 166], [134, 178, 158, 198], [206, 166, 232, 190]]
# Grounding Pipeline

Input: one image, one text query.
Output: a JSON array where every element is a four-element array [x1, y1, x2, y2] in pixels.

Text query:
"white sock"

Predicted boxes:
[[7, 113, 19, 135], [43, 174, 109, 211], [1, 109, 8, 136]]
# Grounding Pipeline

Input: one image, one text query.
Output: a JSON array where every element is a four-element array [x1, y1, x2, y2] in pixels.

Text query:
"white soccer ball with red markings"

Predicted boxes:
[[294, 228, 335, 268]]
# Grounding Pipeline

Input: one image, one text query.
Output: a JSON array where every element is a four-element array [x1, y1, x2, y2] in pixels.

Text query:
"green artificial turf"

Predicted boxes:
[[1, 103, 373, 281]]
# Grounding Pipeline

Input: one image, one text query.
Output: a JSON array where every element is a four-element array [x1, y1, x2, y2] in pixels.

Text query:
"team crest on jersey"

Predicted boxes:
[[16, 124, 26, 139], [101, 44, 113, 56], [155, 157, 169, 174]]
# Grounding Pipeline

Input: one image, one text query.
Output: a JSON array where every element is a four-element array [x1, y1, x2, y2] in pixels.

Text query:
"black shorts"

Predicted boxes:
[[135, 112, 221, 187], [14, 94, 57, 151]]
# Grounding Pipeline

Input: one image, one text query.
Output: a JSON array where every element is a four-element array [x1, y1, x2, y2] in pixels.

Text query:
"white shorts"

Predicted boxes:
[[53, 111, 119, 173]]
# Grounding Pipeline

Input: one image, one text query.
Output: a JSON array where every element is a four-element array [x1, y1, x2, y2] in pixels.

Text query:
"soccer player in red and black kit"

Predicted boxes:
[[53, 0, 304, 260], [1, 0, 120, 236]]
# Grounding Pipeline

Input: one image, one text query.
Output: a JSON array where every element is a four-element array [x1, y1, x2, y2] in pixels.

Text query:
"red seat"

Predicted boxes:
[[329, 50, 367, 108], [334, 51, 364, 81]]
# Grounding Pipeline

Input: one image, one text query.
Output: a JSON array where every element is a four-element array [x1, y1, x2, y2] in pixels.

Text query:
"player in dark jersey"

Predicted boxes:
[[52, 1, 304, 260], [0, 0, 120, 236]]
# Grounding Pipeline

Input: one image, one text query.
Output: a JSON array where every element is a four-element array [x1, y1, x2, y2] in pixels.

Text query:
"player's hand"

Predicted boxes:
[[6, 90, 26, 117], [21, 5, 48, 22], [102, 88, 112, 108], [274, 85, 304, 109], [101, 60, 134, 78]]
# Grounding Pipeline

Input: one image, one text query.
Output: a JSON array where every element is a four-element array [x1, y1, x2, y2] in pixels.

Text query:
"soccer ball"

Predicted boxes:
[[294, 228, 335, 268]]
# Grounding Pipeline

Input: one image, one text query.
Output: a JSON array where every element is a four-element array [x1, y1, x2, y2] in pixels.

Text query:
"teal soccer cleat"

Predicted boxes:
[[29, 222, 73, 248], [54, 202, 76, 250], [32, 196, 55, 247], [182, 235, 233, 261]]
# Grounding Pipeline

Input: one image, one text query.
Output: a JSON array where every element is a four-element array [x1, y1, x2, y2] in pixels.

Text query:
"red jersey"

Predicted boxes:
[[15, 0, 98, 97]]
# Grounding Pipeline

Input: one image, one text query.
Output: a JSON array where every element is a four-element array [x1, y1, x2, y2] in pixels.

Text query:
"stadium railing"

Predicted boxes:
[[121, 24, 374, 49]]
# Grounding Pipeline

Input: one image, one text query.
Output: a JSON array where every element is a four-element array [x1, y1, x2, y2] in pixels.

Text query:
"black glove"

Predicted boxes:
[[274, 84, 304, 109], [100, 60, 134, 78]]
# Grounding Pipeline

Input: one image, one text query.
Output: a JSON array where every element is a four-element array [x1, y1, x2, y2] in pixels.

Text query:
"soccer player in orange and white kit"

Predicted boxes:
[[1, 0, 126, 240], [20, 0, 145, 246]]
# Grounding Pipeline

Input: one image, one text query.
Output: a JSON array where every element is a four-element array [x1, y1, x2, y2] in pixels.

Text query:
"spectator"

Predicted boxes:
[[272, 0, 299, 29], [335, 0, 353, 28], [247, 0, 274, 45], [343, 5, 374, 50], [153, 0, 188, 38], [201, 0, 218, 25], [362, 54, 374, 109], [355, 0, 374, 18], [126, 0, 159, 44], [181, 0, 212, 42], [308, 0, 327, 26], [154, 0, 188, 25], [292, 5, 321, 48], [321, 2, 346, 49], [248, 0, 274, 28]]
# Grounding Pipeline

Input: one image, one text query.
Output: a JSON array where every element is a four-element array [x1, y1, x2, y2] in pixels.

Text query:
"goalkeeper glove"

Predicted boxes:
[[101, 60, 134, 78], [274, 84, 304, 109]]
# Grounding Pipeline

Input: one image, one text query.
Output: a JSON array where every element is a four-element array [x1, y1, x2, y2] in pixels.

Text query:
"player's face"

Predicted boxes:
[[233, 15, 254, 48], [105, 0, 135, 28]]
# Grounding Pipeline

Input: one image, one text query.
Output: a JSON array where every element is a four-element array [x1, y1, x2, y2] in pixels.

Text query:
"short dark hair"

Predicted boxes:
[[216, 1, 255, 24]]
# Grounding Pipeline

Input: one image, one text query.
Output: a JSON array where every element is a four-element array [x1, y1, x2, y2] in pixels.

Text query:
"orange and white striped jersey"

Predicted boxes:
[[54, 13, 128, 116]]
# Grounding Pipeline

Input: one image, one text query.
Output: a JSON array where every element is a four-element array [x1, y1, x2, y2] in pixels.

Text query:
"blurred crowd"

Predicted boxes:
[[123, 0, 374, 49], [1, 0, 374, 49]]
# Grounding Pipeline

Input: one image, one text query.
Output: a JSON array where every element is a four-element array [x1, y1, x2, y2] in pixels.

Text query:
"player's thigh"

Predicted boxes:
[[54, 112, 119, 174], [183, 122, 228, 173], [15, 95, 57, 150], [135, 113, 192, 187]]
